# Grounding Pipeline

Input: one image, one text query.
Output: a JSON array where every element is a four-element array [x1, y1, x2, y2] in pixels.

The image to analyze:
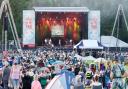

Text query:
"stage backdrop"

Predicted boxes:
[[23, 10, 35, 47], [88, 11, 100, 41]]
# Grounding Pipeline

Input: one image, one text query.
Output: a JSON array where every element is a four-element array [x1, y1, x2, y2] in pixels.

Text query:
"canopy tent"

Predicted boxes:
[[101, 36, 128, 47], [74, 40, 103, 49]]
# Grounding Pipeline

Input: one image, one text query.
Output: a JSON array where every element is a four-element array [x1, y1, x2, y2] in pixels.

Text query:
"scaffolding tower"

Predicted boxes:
[[0, 0, 23, 55], [109, 4, 128, 52]]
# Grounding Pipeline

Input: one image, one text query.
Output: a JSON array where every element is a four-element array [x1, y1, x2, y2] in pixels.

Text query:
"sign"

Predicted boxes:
[[23, 10, 35, 47], [88, 11, 100, 41]]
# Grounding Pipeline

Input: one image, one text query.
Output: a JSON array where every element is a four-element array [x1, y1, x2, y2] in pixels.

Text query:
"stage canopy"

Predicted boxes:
[[33, 7, 89, 12], [74, 40, 103, 49], [101, 36, 128, 47]]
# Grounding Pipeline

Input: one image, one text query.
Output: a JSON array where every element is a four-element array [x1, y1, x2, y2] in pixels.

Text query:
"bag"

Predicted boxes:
[[118, 65, 125, 75], [113, 65, 125, 78]]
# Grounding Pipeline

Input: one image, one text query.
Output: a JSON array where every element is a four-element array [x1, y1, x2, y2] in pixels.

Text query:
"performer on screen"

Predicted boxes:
[[70, 39, 73, 45]]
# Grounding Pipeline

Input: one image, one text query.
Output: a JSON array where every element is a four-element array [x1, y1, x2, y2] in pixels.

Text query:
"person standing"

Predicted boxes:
[[0, 59, 3, 86], [0, 68, 2, 86], [72, 75, 84, 89], [59, 39, 61, 47], [91, 74, 102, 89], [110, 59, 126, 89], [2, 61, 10, 89], [10, 63, 21, 89], [31, 74, 42, 89], [22, 71, 32, 89]]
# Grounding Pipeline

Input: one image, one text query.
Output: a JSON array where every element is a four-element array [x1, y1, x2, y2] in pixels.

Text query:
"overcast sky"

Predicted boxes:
[[28, 0, 128, 20]]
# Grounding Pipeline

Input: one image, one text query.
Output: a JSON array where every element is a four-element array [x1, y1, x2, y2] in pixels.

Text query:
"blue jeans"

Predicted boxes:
[[12, 79, 19, 88]]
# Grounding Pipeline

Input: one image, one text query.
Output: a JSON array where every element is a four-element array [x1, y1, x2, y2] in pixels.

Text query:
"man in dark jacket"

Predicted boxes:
[[2, 61, 10, 89]]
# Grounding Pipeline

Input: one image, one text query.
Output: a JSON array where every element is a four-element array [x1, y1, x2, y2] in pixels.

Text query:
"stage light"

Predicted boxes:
[[73, 17, 77, 21], [49, 18, 52, 21], [66, 17, 69, 21], [53, 20, 56, 24], [42, 18, 45, 21], [46, 20, 49, 22], [61, 20, 63, 24]]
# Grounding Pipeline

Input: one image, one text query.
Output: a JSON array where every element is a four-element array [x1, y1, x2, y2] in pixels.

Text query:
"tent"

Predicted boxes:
[[45, 74, 67, 89], [45, 71, 75, 89], [74, 40, 103, 49], [101, 36, 128, 47]]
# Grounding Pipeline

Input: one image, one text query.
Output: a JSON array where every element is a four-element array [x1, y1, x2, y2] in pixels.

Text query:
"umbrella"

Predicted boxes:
[[84, 56, 96, 65], [95, 58, 107, 63], [85, 56, 96, 61], [52, 61, 64, 65]]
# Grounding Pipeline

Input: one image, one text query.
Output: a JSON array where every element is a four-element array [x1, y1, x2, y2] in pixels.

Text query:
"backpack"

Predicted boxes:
[[113, 64, 125, 77], [118, 65, 125, 75]]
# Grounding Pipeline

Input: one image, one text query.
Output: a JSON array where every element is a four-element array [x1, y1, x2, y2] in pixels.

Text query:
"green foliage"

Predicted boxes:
[[9, 0, 30, 38]]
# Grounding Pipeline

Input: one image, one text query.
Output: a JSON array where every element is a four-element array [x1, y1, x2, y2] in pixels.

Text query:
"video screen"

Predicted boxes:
[[51, 25, 64, 37]]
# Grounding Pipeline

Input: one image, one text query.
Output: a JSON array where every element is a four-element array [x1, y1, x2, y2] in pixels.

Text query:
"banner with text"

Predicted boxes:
[[23, 10, 35, 47], [88, 11, 100, 41]]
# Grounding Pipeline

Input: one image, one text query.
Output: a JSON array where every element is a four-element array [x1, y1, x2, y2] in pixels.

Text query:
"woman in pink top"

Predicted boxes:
[[10, 63, 21, 89], [31, 74, 42, 89]]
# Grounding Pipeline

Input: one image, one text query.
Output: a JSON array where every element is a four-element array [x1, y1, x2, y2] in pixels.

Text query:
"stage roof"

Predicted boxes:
[[33, 7, 89, 12], [101, 36, 128, 47]]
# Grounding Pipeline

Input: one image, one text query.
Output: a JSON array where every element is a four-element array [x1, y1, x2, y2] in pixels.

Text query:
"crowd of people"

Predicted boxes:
[[0, 48, 127, 89]]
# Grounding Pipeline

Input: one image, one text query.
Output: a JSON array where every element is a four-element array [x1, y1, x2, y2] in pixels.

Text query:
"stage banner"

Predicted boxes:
[[88, 11, 100, 41], [23, 10, 35, 47]]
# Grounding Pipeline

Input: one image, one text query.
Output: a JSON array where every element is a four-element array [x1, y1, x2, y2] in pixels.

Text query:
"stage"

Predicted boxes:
[[22, 7, 100, 48], [34, 7, 89, 46]]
